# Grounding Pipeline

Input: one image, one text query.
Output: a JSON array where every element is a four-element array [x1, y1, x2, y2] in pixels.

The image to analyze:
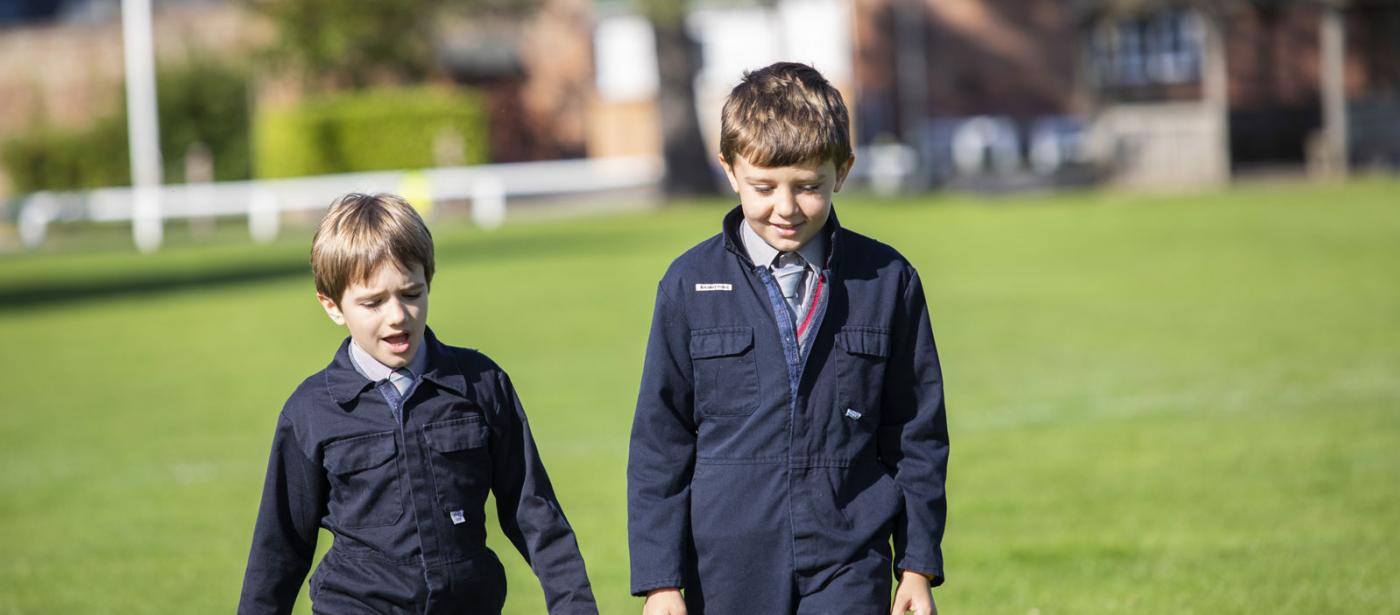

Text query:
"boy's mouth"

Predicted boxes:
[[383, 333, 412, 353], [771, 222, 803, 237]]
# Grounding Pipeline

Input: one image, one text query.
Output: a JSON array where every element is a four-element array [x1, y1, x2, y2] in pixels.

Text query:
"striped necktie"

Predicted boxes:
[[772, 252, 807, 324], [388, 369, 413, 397], [381, 369, 413, 409]]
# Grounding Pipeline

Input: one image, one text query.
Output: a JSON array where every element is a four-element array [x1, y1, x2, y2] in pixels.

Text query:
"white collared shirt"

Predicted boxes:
[[348, 338, 428, 391]]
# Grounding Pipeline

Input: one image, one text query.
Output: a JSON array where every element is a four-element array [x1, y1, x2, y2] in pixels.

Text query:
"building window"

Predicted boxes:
[[1095, 9, 1202, 86]]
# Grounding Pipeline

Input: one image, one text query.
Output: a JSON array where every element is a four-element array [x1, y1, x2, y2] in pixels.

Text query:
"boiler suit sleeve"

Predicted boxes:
[[879, 270, 951, 586], [626, 282, 698, 596], [238, 412, 326, 615], [490, 369, 599, 615]]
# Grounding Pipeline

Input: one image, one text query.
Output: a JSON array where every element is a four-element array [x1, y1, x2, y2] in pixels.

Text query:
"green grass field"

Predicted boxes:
[[1, 179, 1397, 613]]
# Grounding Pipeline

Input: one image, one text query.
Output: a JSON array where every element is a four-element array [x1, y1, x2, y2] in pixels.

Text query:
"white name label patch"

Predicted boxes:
[[450, 510, 466, 525], [695, 283, 733, 292]]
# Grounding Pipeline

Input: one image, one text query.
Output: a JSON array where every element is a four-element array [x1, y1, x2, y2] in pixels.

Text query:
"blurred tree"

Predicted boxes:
[[639, 0, 718, 195], [157, 56, 252, 182], [248, 0, 442, 89], [248, 0, 537, 90]]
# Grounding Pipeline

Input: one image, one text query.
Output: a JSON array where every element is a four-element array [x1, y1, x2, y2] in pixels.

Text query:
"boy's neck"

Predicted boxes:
[[348, 337, 429, 382], [739, 219, 827, 269]]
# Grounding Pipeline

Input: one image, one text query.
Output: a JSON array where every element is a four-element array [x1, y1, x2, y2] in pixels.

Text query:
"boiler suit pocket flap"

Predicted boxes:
[[423, 417, 490, 453], [836, 327, 891, 358], [689, 327, 754, 359], [323, 432, 397, 474]]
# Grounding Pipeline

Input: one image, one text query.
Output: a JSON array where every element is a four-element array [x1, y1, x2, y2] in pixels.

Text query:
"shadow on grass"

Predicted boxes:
[[0, 261, 312, 312], [0, 226, 648, 313]]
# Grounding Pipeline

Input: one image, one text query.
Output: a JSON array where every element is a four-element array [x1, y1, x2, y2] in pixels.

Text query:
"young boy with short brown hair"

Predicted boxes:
[[240, 193, 597, 614], [628, 62, 950, 615]]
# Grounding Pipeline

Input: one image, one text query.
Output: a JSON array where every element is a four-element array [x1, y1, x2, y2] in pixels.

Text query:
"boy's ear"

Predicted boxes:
[[718, 153, 741, 193], [833, 156, 855, 193], [316, 292, 347, 326]]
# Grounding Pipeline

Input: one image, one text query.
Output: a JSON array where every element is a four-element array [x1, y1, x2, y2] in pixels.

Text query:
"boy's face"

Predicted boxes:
[[317, 261, 428, 369], [720, 153, 853, 253]]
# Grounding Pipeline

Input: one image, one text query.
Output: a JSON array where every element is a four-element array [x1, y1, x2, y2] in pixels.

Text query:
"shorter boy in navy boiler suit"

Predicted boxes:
[[628, 63, 950, 615], [239, 193, 597, 614]]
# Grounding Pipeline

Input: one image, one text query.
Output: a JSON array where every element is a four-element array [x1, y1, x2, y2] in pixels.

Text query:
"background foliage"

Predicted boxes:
[[156, 56, 254, 184], [252, 86, 489, 178], [0, 58, 252, 194], [0, 114, 131, 194], [245, 0, 539, 90], [246, 0, 440, 90]]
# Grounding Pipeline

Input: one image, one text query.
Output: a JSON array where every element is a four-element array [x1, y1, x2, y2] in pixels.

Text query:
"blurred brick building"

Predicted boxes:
[[851, 0, 1081, 134], [437, 0, 596, 162], [850, 0, 1400, 186], [3, 0, 1397, 197]]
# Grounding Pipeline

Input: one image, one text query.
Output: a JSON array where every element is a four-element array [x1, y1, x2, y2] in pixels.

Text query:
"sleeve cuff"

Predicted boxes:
[[630, 579, 685, 597], [893, 558, 945, 587]]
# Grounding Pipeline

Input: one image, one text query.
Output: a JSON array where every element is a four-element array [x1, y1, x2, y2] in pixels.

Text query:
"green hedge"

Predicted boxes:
[[1, 115, 131, 193], [253, 86, 489, 179], [157, 57, 252, 183], [0, 58, 251, 194], [2, 81, 484, 193]]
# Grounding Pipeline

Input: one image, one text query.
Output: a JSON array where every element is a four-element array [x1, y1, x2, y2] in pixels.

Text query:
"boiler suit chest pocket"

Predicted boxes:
[[322, 431, 403, 529], [836, 327, 891, 416], [690, 326, 758, 417], [423, 415, 492, 549]]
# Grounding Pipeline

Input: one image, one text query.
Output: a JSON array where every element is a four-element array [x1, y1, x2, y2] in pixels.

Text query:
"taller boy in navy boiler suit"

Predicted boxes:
[[239, 193, 597, 614], [628, 63, 950, 615]]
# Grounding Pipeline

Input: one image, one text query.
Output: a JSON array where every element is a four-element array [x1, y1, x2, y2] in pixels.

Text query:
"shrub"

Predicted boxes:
[[157, 56, 253, 183], [253, 86, 489, 179], [0, 57, 252, 193], [1, 114, 130, 194]]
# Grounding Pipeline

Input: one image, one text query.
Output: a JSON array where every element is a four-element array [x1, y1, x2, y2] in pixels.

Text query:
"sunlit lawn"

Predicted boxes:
[[0, 179, 1397, 613]]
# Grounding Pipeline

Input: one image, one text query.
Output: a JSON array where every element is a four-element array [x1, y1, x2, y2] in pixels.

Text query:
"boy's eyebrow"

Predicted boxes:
[[352, 288, 386, 302], [350, 283, 421, 302], [748, 174, 826, 183]]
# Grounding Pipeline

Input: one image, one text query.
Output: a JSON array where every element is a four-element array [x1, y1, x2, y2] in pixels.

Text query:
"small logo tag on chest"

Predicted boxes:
[[449, 509, 466, 525], [695, 283, 732, 292], [845, 408, 863, 420]]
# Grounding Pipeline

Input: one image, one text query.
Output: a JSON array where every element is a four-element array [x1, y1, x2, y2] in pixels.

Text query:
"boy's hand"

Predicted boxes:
[[643, 588, 687, 615], [890, 570, 937, 615]]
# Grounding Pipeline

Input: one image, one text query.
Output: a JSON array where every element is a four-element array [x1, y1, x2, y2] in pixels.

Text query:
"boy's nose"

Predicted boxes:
[[773, 190, 799, 216], [384, 298, 407, 324]]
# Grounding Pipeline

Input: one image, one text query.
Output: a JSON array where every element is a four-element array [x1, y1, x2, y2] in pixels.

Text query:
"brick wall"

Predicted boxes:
[[0, 3, 264, 139]]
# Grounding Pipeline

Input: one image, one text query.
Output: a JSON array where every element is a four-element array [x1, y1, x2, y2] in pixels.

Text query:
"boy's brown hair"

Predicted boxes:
[[311, 193, 435, 304], [719, 61, 852, 168]]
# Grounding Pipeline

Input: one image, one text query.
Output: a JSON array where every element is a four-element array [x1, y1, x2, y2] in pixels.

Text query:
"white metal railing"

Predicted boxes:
[[17, 155, 664, 251]]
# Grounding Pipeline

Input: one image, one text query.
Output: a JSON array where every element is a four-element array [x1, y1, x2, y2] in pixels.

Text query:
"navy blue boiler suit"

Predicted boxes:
[[239, 330, 597, 614], [628, 207, 950, 614]]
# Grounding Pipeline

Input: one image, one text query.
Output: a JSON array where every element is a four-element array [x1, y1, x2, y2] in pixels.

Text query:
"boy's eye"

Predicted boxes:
[[753, 186, 773, 194], [361, 300, 381, 308], [402, 292, 422, 299], [801, 185, 820, 192]]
